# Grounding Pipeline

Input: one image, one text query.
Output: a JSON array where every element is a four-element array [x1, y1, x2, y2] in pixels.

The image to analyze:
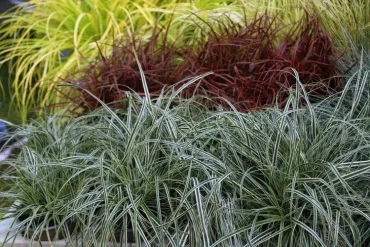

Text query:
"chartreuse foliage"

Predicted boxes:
[[0, 0, 168, 123], [159, 0, 369, 52], [243, 0, 370, 52], [308, 0, 370, 54]]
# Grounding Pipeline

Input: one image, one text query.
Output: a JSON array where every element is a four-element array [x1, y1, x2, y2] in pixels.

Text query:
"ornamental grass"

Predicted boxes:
[[68, 12, 341, 113], [1, 59, 370, 246]]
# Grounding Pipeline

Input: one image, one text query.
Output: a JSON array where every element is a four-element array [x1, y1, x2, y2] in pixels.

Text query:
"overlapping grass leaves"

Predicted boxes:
[[0, 0, 167, 123], [69, 11, 340, 114], [1, 62, 370, 246]]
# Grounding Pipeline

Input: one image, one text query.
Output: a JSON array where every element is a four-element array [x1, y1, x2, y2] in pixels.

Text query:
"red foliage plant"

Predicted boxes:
[[179, 11, 342, 111], [66, 26, 185, 112], [66, 11, 341, 113]]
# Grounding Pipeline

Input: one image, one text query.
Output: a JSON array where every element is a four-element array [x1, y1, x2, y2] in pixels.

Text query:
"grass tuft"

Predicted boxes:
[[67, 11, 341, 113], [179, 11, 341, 111], [1, 60, 370, 245]]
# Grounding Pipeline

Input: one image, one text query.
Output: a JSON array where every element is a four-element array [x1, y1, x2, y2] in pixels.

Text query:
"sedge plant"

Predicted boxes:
[[0, 69, 243, 246], [0, 0, 167, 124], [1, 0, 369, 125], [67, 11, 340, 113], [1, 55, 370, 246], [0, 0, 250, 124], [196, 68, 370, 246], [239, 0, 370, 53]]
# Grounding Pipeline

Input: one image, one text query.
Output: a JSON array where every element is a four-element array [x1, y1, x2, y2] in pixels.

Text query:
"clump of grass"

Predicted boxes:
[[1, 0, 368, 123], [164, 0, 370, 53], [70, 11, 341, 113], [157, 0, 250, 46], [237, 0, 370, 53], [0, 0, 170, 123], [66, 26, 185, 113], [307, 0, 370, 54], [0, 0, 253, 124], [192, 67, 370, 246], [1, 60, 370, 246], [0, 73, 242, 246], [180, 12, 341, 111]]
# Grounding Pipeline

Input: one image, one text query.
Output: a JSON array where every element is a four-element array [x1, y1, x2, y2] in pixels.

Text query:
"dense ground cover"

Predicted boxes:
[[1, 60, 370, 246], [67, 12, 341, 113], [0, 1, 369, 247], [0, 0, 368, 123]]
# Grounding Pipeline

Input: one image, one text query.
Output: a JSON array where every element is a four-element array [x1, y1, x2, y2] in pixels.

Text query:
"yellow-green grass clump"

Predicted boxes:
[[0, 0, 166, 123]]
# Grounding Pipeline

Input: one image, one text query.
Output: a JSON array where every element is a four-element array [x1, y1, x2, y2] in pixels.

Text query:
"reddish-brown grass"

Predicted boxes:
[[65, 23, 185, 111], [66, 11, 341, 113], [179, 12, 341, 111]]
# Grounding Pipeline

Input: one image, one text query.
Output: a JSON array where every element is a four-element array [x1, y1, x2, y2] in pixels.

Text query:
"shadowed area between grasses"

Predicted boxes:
[[0, 65, 21, 124]]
